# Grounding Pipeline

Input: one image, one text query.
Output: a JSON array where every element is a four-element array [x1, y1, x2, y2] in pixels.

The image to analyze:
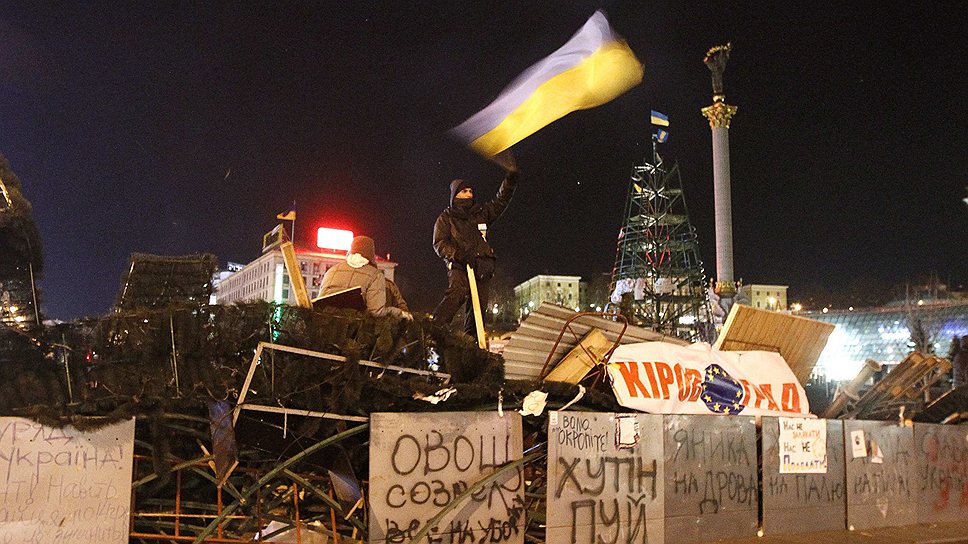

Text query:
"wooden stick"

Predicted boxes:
[[466, 264, 486, 349], [280, 241, 312, 308]]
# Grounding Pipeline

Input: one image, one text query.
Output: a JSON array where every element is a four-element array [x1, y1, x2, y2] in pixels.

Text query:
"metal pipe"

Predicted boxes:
[[822, 359, 882, 418]]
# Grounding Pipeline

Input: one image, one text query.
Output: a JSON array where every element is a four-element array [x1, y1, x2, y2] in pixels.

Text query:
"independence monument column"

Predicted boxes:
[[702, 43, 738, 300]]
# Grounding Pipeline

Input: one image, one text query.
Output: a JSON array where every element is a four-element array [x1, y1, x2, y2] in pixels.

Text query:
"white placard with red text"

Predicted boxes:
[[606, 342, 810, 417]]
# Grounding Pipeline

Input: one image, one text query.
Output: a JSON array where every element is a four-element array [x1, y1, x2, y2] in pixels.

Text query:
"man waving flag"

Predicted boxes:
[[451, 10, 643, 157]]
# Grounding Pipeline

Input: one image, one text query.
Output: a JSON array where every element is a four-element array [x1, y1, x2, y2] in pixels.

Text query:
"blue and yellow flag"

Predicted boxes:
[[276, 204, 296, 221], [655, 128, 669, 143], [452, 11, 643, 157], [650, 110, 669, 126]]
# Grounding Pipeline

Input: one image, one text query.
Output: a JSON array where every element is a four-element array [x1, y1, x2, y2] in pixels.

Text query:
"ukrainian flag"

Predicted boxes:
[[650, 110, 669, 126], [276, 205, 296, 221], [452, 11, 643, 157]]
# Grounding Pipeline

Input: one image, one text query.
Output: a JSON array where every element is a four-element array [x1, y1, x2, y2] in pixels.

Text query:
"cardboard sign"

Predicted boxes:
[[607, 342, 809, 417], [778, 418, 827, 474], [368, 412, 524, 544], [0, 417, 135, 544]]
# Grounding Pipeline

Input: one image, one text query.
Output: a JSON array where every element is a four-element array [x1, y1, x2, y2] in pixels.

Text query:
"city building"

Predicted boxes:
[[215, 228, 396, 306], [804, 299, 968, 381], [747, 284, 788, 311], [514, 275, 585, 318]]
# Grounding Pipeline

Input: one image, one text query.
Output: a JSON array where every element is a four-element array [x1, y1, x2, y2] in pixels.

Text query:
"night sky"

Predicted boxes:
[[1, 2, 966, 320]]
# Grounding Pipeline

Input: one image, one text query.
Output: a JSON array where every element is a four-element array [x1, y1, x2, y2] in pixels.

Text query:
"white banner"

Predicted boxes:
[[606, 342, 810, 417], [0, 417, 135, 544]]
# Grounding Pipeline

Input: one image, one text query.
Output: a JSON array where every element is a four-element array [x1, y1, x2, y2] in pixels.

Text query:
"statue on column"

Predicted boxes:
[[703, 43, 732, 98]]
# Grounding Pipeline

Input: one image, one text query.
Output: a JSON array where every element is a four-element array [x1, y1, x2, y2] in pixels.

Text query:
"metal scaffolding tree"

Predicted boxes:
[[609, 137, 711, 340]]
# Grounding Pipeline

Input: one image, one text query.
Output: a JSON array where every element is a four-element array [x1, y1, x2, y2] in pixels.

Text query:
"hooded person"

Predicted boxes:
[[318, 235, 410, 319], [432, 154, 519, 335]]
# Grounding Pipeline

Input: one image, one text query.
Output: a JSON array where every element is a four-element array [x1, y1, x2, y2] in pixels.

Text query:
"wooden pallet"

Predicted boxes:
[[714, 304, 835, 384]]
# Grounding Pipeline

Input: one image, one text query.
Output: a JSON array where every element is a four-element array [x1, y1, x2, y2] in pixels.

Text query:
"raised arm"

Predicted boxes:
[[480, 169, 519, 224]]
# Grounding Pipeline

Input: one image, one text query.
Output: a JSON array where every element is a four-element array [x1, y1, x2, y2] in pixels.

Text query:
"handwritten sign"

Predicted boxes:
[[663, 414, 758, 544], [761, 418, 845, 535], [546, 412, 664, 544], [368, 412, 524, 544], [778, 417, 827, 473], [0, 417, 135, 544]]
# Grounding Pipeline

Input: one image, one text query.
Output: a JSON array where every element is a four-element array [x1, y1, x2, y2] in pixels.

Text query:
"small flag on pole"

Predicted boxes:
[[650, 110, 669, 126], [276, 204, 296, 221], [655, 128, 669, 143], [451, 10, 644, 157]]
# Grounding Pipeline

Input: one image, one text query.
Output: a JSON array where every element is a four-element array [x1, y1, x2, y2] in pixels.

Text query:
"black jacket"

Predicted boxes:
[[433, 172, 518, 265]]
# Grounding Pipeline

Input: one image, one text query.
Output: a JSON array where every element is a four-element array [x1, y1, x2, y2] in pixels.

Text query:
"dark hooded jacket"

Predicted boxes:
[[433, 171, 518, 265]]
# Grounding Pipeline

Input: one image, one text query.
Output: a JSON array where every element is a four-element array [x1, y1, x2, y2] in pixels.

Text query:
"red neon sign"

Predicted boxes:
[[317, 227, 354, 251]]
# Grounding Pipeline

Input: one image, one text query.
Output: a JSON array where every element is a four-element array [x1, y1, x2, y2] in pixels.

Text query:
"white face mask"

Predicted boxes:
[[346, 253, 369, 268]]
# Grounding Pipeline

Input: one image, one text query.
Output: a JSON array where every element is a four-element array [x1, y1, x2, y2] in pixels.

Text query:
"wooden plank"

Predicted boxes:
[[909, 358, 952, 400], [238, 404, 368, 422], [544, 329, 612, 383], [855, 352, 923, 416], [466, 264, 487, 349], [234, 341, 449, 423], [889, 354, 931, 397], [280, 241, 312, 308], [233, 342, 265, 424], [263, 341, 451, 382], [714, 304, 834, 385]]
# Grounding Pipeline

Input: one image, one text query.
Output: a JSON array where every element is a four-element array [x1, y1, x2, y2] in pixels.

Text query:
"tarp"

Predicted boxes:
[[606, 342, 810, 417]]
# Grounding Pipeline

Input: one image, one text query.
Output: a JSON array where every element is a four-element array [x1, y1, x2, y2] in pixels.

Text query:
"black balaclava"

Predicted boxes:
[[449, 179, 474, 211]]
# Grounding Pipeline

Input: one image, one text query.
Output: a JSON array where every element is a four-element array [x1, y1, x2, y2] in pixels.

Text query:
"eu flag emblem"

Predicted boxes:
[[700, 364, 746, 415]]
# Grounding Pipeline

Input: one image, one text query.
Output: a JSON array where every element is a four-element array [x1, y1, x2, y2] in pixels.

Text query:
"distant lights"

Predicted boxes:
[[880, 329, 911, 342], [790, 303, 802, 312], [917, 299, 925, 306], [822, 307, 829, 314]]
